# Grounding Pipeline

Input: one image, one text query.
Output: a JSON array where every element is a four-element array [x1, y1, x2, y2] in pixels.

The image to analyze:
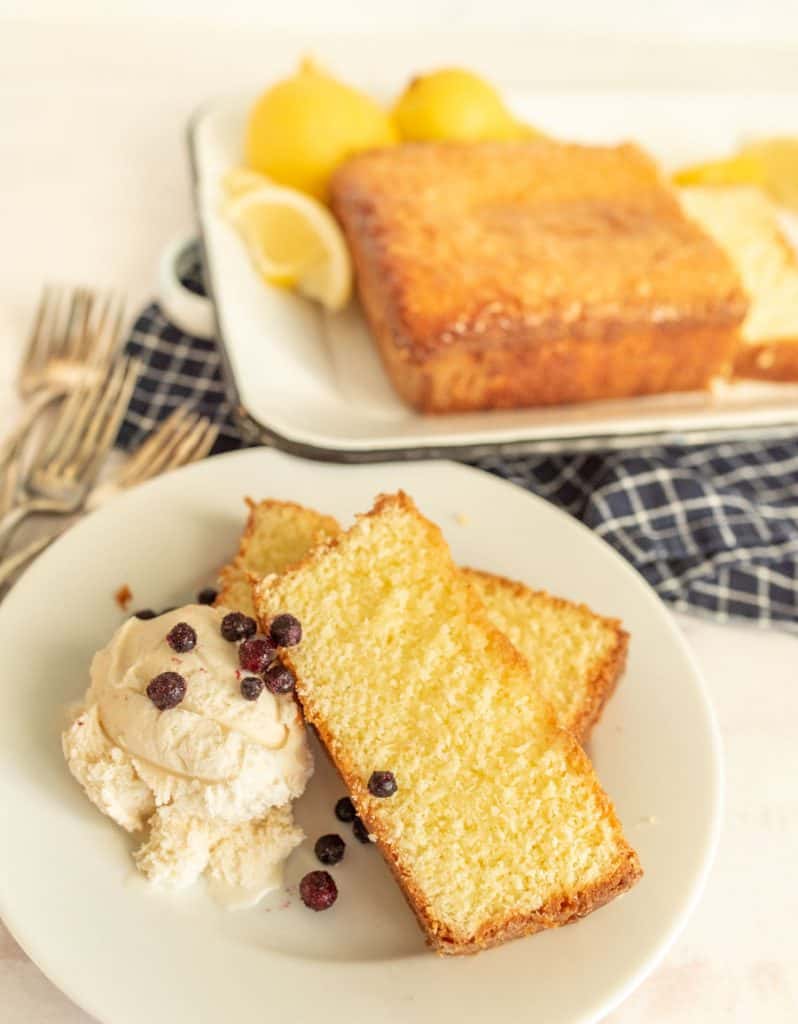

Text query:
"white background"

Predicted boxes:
[[3, 0, 798, 42], [1, 3, 798, 1022]]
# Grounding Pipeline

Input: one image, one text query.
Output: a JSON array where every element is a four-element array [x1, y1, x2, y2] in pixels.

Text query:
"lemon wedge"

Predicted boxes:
[[673, 152, 765, 188], [224, 181, 352, 310], [673, 137, 798, 213], [222, 166, 271, 200]]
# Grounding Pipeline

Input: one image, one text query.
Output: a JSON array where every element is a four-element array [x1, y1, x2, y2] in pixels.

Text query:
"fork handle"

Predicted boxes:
[[0, 390, 60, 470], [0, 532, 60, 592], [0, 505, 30, 554], [0, 498, 67, 554]]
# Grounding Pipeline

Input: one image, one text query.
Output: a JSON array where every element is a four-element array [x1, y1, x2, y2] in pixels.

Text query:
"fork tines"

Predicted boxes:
[[20, 285, 126, 395], [32, 357, 141, 487], [115, 406, 220, 489]]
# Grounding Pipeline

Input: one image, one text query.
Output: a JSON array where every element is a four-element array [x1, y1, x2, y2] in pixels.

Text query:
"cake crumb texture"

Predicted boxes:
[[464, 569, 628, 739], [255, 491, 641, 953], [679, 184, 798, 381], [216, 498, 341, 616], [220, 498, 628, 741]]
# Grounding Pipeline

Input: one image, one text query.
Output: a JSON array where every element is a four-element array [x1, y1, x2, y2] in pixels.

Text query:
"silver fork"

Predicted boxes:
[[0, 357, 140, 552], [0, 407, 218, 590], [20, 285, 124, 397], [0, 456, 21, 520], [0, 286, 125, 467], [86, 406, 219, 510]]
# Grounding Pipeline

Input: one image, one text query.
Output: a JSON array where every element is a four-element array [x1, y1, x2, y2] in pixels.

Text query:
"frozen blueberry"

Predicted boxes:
[[240, 676, 264, 701], [146, 672, 187, 710], [133, 609, 157, 620], [238, 636, 276, 673], [334, 796, 356, 823], [269, 613, 302, 647], [166, 622, 197, 653], [221, 612, 258, 643], [352, 817, 370, 844], [197, 587, 218, 605], [263, 661, 295, 695], [314, 834, 346, 866], [299, 870, 338, 911], [368, 771, 397, 798]]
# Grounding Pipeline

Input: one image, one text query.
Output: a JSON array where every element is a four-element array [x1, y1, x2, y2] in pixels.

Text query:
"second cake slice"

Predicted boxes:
[[217, 498, 627, 740], [254, 492, 641, 954]]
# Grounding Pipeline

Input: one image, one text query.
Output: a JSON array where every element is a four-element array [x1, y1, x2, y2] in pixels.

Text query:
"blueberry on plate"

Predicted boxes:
[[299, 870, 338, 911], [352, 817, 370, 844], [314, 834, 346, 866], [335, 796, 356, 823]]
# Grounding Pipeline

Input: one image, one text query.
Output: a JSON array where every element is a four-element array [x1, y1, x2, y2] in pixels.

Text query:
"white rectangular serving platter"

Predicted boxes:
[[190, 87, 798, 460]]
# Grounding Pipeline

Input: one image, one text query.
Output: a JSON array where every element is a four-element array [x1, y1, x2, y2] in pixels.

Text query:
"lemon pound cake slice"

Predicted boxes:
[[254, 492, 641, 954], [464, 569, 628, 740], [679, 185, 798, 380], [220, 498, 628, 740], [216, 499, 341, 616]]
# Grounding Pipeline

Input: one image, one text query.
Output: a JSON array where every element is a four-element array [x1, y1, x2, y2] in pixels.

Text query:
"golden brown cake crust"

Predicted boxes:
[[330, 140, 747, 413], [733, 339, 798, 381], [255, 492, 642, 955], [308, 707, 641, 955], [463, 568, 629, 741]]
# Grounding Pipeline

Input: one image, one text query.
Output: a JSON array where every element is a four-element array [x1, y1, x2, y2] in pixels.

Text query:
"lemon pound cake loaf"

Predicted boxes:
[[331, 140, 747, 412], [254, 492, 641, 954], [464, 569, 628, 740]]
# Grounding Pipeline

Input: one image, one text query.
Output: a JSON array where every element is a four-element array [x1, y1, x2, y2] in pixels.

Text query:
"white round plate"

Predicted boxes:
[[0, 449, 722, 1024]]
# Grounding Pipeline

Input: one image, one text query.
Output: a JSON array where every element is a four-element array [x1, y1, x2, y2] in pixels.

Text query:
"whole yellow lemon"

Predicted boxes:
[[245, 59, 397, 201], [393, 68, 535, 143]]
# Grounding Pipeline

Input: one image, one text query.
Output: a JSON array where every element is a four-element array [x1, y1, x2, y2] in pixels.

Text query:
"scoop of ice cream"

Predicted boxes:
[[62, 604, 313, 905], [135, 803, 304, 908], [62, 702, 155, 831]]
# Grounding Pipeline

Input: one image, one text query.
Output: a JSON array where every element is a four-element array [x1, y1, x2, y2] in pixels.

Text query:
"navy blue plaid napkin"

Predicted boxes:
[[120, 260, 798, 632]]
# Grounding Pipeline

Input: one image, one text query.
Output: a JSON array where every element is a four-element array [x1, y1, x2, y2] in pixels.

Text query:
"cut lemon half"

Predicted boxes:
[[223, 181, 352, 310]]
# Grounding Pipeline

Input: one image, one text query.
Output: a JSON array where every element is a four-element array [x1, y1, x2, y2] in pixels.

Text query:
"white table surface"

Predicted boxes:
[[1, 16, 797, 1024]]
